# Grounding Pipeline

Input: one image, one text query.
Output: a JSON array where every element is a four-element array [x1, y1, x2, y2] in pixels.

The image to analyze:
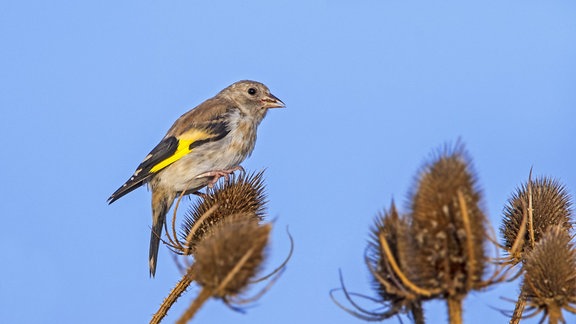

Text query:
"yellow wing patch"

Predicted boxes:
[[149, 130, 211, 173]]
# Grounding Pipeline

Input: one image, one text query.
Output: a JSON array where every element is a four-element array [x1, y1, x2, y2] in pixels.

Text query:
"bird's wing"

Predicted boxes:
[[107, 100, 232, 204]]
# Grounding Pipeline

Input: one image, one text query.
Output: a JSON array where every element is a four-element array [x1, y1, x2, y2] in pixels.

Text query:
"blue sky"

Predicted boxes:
[[1, 1, 575, 323]]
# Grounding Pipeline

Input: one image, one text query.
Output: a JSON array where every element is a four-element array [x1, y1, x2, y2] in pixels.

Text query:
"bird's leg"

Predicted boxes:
[[196, 166, 245, 188]]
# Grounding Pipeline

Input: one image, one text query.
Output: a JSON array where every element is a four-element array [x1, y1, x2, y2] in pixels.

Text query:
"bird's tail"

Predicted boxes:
[[108, 176, 147, 204], [149, 188, 175, 277]]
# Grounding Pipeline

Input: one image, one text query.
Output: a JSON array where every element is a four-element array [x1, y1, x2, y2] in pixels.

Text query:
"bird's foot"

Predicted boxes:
[[196, 166, 245, 188]]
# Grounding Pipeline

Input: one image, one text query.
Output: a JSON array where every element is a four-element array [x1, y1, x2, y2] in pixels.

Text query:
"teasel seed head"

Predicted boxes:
[[193, 216, 271, 298], [408, 142, 488, 296], [367, 202, 417, 309], [179, 171, 267, 254], [501, 176, 572, 264], [523, 225, 576, 323]]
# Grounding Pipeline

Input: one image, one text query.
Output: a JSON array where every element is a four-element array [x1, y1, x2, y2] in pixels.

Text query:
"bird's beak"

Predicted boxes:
[[261, 93, 285, 109]]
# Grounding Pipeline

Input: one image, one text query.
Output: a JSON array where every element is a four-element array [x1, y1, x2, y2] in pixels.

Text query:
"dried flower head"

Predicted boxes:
[[332, 202, 424, 323], [409, 143, 488, 296], [365, 202, 424, 321], [523, 225, 576, 323], [178, 171, 267, 254], [501, 177, 572, 263], [368, 202, 408, 300], [193, 217, 271, 298]]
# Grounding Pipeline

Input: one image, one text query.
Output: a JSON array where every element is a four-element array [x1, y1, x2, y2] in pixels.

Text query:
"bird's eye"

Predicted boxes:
[[247, 88, 257, 95]]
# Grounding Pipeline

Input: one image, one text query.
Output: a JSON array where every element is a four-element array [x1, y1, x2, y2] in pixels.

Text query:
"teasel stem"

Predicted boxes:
[[447, 296, 463, 324], [176, 287, 213, 324], [411, 302, 425, 324], [509, 289, 526, 324], [548, 304, 563, 324], [151, 264, 197, 324]]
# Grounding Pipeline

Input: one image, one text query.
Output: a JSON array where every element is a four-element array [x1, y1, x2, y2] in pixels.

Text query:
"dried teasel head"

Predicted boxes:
[[365, 201, 424, 320], [367, 203, 416, 306], [176, 171, 267, 254], [523, 225, 576, 323], [501, 177, 572, 264], [368, 202, 408, 299], [332, 202, 424, 322], [408, 142, 488, 296], [193, 217, 271, 299]]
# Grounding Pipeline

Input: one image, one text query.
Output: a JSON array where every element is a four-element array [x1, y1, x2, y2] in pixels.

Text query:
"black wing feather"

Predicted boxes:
[[107, 136, 179, 204], [189, 118, 229, 149], [107, 116, 231, 204]]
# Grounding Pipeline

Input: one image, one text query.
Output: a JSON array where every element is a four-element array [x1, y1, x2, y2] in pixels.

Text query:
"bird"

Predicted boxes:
[[108, 80, 284, 277]]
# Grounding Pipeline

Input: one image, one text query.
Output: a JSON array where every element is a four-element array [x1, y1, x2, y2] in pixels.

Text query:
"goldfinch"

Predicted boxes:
[[108, 80, 284, 277]]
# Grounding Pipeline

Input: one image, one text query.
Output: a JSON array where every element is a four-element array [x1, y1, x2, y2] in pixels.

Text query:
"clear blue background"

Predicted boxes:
[[1, 1, 575, 323]]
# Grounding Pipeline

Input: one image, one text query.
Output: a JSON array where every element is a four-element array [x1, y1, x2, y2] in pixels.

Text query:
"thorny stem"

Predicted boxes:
[[411, 301, 425, 324], [548, 303, 562, 324], [509, 286, 526, 324], [447, 296, 463, 324], [150, 265, 197, 324], [175, 287, 213, 324]]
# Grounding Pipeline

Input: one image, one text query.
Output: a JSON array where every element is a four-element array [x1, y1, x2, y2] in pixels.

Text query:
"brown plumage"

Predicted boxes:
[[108, 80, 284, 276]]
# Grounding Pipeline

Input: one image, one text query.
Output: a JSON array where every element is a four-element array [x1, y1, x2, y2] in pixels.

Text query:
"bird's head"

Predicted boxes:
[[223, 80, 285, 120]]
